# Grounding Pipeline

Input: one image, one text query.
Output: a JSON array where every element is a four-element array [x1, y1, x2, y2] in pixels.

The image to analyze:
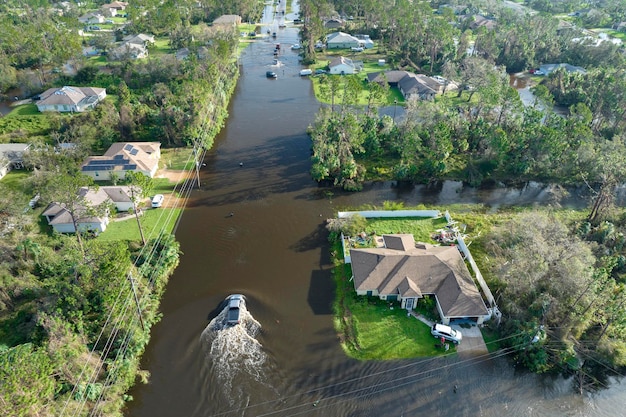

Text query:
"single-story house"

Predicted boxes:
[[36, 86, 106, 113], [324, 18, 345, 29], [368, 71, 446, 100], [79, 12, 105, 24], [41, 186, 137, 234], [123, 33, 155, 46], [81, 142, 161, 181], [100, 6, 117, 17], [350, 234, 489, 324], [0, 143, 31, 180], [213, 15, 242, 27], [539, 63, 587, 76], [326, 31, 360, 49], [354, 34, 374, 49], [101, 1, 128, 10], [110, 42, 148, 60], [329, 56, 362, 75], [469, 14, 496, 30]]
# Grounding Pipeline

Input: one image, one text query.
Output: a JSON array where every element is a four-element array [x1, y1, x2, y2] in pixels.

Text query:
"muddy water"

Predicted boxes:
[[125, 8, 626, 417]]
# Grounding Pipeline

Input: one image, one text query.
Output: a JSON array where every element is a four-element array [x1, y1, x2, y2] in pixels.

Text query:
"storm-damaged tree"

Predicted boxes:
[[123, 171, 154, 246]]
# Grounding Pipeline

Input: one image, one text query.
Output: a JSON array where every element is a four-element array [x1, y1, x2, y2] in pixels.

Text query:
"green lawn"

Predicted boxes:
[[98, 207, 182, 242], [0, 171, 32, 194], [363, 216, 449, 242], [160, 148, 196, 170], [0, 105, 52, 136], [150, 38, 171, 55], [346, 297, 451, 360]]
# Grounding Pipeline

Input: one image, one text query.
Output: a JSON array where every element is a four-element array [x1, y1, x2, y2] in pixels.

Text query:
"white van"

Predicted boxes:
[[151, 194, 164, 208]]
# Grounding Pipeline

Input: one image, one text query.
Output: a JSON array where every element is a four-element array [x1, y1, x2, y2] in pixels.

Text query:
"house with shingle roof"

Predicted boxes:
[[350, 234, 489, 324], [368, 71, 448, 100], [41, 186, 136, 234], [326, 31, 360, 49], [213, 15, 242, 26], [81, 142, 161, 181], [0, 143, 30, 180], [329, 56, 362, 74], [36, 86, 106, 113]]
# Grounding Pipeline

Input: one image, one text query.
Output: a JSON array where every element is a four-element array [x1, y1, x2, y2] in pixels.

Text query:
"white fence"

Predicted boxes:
[[339, 209, 500, 322], [338, 210, 441, 219]]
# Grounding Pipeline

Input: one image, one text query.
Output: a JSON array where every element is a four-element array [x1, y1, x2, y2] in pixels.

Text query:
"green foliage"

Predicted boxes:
[[0, 343, 55, 417]]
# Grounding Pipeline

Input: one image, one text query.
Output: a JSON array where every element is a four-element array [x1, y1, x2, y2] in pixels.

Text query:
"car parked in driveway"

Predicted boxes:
[[151, 194, 164, 208], [431, 323, 462, 344], [350, 46, 364, 52]]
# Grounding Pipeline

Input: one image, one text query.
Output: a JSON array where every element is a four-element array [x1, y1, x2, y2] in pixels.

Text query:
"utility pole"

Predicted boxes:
[[127, 273, 145, 331], [194, 146, 201, 188]]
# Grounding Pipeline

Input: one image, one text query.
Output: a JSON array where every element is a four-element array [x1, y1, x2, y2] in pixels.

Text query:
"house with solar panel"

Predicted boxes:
[[81, 142, 161, 181], [36, 86, 106, 113]]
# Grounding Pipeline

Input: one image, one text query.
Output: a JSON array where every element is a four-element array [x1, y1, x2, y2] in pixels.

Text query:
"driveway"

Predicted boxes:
[[450, 324, 489, 357]]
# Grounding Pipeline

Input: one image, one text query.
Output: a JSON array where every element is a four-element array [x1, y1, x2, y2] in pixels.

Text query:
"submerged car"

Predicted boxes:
[[431, 323, 462, 344], [266, 71, 277, 78], [225, 294, 245, 326], [299, 68, 313, 76]]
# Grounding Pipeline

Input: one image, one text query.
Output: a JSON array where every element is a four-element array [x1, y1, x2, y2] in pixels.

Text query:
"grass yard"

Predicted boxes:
[[0, 171, 33, 195], [160, 148, 196, 170], [346, 297, 451, 359], [98, 207, 182, 242], [0, 104, 52, 136], [362, 216, 449, 242], [150, 38, 171, 55]]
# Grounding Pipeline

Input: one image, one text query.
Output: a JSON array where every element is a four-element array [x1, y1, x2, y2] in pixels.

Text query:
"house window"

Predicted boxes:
[[95, 172, 99, 176]]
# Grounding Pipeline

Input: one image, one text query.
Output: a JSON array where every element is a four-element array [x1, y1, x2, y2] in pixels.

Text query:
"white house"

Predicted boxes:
[[41, 186, 138, 234], [111, 42, 148, 60], [78, 12, 105, 24], [326, 32, 360, 49], [0, 143, 30, 180], [81, 142, 161, 181], [36, 86, 106, 113], [329, 56, 361, 75]]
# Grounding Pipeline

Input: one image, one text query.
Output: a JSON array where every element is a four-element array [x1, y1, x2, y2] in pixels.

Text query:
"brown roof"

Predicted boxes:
[[351, 234, 488, 318], [82, 142, 160, 175], [38, 86, 105, 107]]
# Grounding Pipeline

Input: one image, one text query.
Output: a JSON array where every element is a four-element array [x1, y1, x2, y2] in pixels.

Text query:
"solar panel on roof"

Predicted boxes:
[[114, 154, 125, 160], [130, 148, 138, 156], [124, 144, 133, 151]]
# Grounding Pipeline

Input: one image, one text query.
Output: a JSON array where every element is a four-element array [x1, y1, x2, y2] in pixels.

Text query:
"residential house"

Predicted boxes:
[[469, 15, 496, 30], [100, 6, 117, 17], [350, 234, 489, 324], [326, 31, 360, 49], [36, 86, 106, 113], [110, 42, 148, 60], [0, 143, 30, 180], [324, 18, 345, 29], [329, 56, 362, 75], [41, 186, 136, 234], [81, 142, 161, 181], [354, 34, 374, 49], [213, 15, 242, 27], [79, 12, 105, 24], [367, 71, 448, 100], [123, 33, 155, 46], [176, 48, 191, 61], [539, 63, 587, 76], [101, 1, 128, 10]]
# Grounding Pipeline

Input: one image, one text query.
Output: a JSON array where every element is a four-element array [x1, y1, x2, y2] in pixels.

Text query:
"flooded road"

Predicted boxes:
[[125, 3, 626, 416]]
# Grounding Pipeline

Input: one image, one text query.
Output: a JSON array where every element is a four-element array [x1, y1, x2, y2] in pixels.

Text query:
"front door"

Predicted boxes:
[[405, 298, 414, 310]]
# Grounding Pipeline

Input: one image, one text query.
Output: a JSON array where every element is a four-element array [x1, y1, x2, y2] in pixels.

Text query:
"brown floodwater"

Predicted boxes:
[[124, 4, 626, 417]]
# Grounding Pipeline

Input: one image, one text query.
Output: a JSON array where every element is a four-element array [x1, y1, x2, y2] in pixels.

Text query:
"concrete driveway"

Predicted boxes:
[[451, 324, 489, 357]]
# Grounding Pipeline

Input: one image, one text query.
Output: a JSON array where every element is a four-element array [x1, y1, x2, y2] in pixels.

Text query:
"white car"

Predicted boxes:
[[351, 46, 364, 52], [431, 323, 462, 344], [291, 43, 302, 50], [299, 69, 313, 76], [151, 194, 164, 208]]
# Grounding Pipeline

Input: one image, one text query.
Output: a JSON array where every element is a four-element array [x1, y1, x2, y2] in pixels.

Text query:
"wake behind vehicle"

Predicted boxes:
[[224, 294, 245, 326], [266, 71, 277, 78]]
